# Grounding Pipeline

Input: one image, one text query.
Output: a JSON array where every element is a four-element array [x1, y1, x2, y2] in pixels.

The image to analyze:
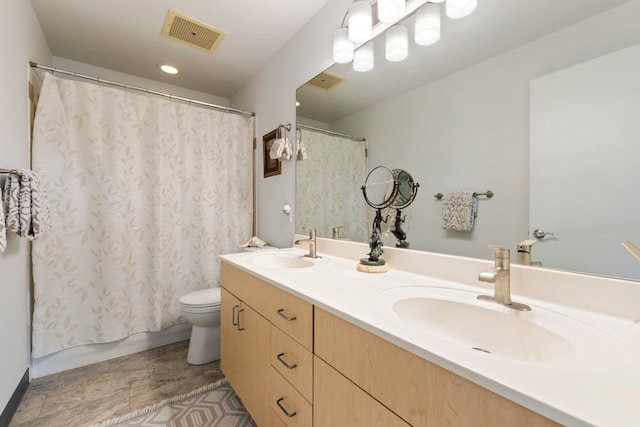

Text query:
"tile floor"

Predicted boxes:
[[10, 340, 224, 427]]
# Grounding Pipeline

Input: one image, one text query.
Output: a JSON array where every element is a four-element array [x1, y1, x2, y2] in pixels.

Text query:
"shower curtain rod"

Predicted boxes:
[[29, 61, 255, 117], [297, 124, 365, 142]]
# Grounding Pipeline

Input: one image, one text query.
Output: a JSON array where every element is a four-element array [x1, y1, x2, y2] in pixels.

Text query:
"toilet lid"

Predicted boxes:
[[179, 287, 221, 307]]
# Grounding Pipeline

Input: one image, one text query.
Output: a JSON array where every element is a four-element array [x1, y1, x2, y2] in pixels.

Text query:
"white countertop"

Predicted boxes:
[[220, 245, 640, 426]]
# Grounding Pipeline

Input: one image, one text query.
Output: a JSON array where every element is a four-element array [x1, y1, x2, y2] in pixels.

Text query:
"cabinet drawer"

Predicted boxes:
[[314, 356, 410, 427], [270, 367, 312, 427], [270, 325, 313, 402], [266, 288, 313, 351], [221, 262, 313, 350], [314, 307, 559, 427]]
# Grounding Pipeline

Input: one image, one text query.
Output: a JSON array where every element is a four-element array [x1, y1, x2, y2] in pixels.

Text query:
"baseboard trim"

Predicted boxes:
[[0, 369, 29, 427], [32, 324, 191, 378]]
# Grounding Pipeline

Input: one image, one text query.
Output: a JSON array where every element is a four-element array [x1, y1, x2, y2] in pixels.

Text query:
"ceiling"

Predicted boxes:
[[30, 0, 331, 99], [296, 0, 632, 123]]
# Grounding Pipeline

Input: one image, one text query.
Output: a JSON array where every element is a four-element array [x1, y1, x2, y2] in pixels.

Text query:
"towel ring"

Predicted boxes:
[[277, 123, 292, 138]]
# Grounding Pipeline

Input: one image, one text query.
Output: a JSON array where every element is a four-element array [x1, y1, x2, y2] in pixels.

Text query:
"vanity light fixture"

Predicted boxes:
[[415, 3, 441, 46], [353, 41, 375, 72], [378, 0, 406, 23], [160, 64, 179, 74], [446, 0, 477, 19], [386, 25, 408, 62], [332, 0, 477, 71], [348, 1, 373, 43], [333, 28, 354, 63]]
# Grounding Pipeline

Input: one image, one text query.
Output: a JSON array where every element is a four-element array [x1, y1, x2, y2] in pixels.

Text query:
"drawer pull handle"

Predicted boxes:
[[276, 397, 297, 418], [276, 309, 297, 322], [276, 353, 298, 369], [232, 305, 240, 326], [237, 308, 245, 331]]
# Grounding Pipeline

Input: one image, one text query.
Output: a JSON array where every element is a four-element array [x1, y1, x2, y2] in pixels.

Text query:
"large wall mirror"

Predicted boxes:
[[296, 0, 640, 281]]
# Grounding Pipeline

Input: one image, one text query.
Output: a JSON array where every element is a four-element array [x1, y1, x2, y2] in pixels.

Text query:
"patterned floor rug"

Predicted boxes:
[[91, 378, 256, 427]]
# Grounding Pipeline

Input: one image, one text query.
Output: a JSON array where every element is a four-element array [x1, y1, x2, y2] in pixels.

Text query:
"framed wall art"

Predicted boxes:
[[263, 128, 281, 177]]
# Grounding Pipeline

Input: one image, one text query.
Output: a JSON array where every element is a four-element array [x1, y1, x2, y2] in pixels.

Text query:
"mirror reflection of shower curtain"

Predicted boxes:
[[296, 128, 368, 242], [30, 73, 254, 358]]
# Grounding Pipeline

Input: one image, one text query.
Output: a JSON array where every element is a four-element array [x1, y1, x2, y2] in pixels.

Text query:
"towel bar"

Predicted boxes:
[[434, 190, 494, 200]]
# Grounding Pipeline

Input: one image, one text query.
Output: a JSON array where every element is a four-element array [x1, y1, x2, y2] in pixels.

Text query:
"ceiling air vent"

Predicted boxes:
[[162, 9, 226, 53], [306, 71, 346, 91]]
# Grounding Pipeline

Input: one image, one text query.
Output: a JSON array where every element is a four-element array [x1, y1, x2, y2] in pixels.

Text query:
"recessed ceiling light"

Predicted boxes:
[[296, 101, 301, 107], [160, 64, 179, 75]]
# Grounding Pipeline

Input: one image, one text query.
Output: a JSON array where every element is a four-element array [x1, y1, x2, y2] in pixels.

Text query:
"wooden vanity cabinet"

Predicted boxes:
[[221, 262, 313, 427], [314, 307, 559, 427], [314, 356, 410, 427], [220, 287, 271, 426]]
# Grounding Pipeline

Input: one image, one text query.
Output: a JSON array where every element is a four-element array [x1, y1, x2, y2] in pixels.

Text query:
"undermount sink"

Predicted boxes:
[[377, 286, 617, 364], [247, 252, 321, 269]]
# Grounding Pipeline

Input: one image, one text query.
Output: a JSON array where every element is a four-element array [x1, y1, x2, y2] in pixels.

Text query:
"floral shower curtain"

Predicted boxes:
[[295, 128, 368, 242], [31, 73, 254, 358]]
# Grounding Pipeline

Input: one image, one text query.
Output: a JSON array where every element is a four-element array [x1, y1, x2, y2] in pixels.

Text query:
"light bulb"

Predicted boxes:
[[385, 25, 408, 62], [446, 0, 477, 19], [353, 41, 374, 72], [333, 28, 354, 63], [415, 3, 441, 46], [348, 1, 372, 43], [378, 0, 405, 24]]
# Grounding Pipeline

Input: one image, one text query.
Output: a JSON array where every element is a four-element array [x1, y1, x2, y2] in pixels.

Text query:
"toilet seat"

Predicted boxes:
[[179, 287, 221, 308]]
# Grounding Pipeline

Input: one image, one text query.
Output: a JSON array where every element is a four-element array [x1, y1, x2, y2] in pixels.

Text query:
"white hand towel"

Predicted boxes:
[[297, 139, 307, 160], [239, 236, 267, 248], [441, 191, 478, 231], [269, 137, 284, 160], [280, 136, 292, 161], [269, 137, 292, 162]]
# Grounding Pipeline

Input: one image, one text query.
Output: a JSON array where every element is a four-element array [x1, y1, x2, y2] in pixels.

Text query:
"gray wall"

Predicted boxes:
[[0, 0, 51, 414], [232, 0, 640, 258], [330, 1, 640, 260]]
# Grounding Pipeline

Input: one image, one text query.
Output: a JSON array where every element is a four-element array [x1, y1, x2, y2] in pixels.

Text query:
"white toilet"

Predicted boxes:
[[179, 287, 221, 365]]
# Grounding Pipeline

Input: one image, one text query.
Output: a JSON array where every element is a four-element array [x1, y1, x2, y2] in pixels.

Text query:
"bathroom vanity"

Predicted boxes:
[[220, 238, 640, 426]]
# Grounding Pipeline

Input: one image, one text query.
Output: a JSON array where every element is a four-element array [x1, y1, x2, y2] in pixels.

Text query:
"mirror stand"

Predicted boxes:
[[358, 166, 398, 273], [391, 209, 409, 248]]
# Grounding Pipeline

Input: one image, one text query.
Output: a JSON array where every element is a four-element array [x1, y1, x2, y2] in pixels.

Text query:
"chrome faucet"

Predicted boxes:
[[477, 245, 531, 311], [332, 226, 344, 240], [295, 228, 319, 258], [516, 239, 542, 266]]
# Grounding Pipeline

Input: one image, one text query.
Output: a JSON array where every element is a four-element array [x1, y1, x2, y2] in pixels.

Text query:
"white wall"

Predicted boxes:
[[0, 0, 51, 414], [235, 0, 640, 259]]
